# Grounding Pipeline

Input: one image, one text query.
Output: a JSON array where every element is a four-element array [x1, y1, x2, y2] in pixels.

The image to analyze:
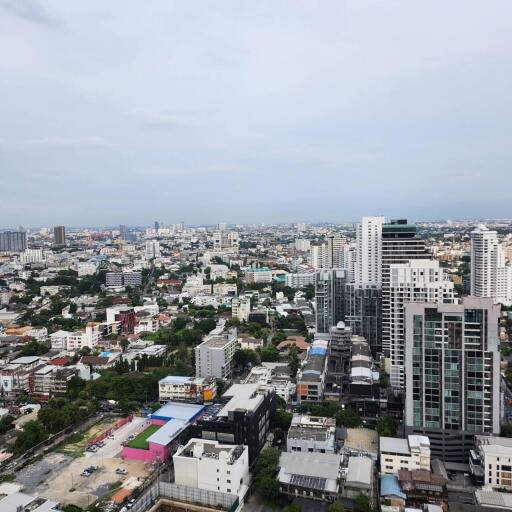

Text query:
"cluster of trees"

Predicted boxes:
[[38, 398, 96, 434], [300, 401, 362, 428], [0, 414, 14, 435], [253, 447, 280, 500], [375, 416, 396, 437], [12, 420, 48, 456]]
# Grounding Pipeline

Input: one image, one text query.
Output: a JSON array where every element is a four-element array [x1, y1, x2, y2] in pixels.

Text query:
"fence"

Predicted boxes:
[[88, 412, 134, 446], [131, 481, 238, 512]]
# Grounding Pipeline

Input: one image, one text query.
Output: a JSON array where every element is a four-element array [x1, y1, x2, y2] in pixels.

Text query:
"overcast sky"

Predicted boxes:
[[1, 1, 511, 227]]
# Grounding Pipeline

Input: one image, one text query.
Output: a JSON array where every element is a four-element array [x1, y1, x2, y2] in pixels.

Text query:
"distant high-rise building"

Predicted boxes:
[[213, 231, 239, 253], [296, 223, 306, 233], [405, 297, 501, 462], [154, 221, 160, 231], [218, 222, 226, 231], [340, 242, 357, 282], [310, 242, 327, 269], [344, 283, 382, 354], [471, 225, 512, 306], [381, 219, 428, 356], [119, 224, 131, 241], [388, 259, 455, 390], [356, 216, 385, 286], [53, 226, 66, 247], [145, 240, 161, 259], [326, 233, 347, 268], [315, 269, 349, 334], [0, 230, 27, 252]]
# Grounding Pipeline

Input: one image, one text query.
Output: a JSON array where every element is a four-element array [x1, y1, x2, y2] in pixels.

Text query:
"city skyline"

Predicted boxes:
[[2, 1, 512, 225]]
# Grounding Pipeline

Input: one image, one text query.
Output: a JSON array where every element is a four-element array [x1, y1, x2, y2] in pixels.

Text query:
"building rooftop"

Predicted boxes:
[[151, 401, 205, 422], [380, 437, 410, 456], [346, 456, 373, 486], [343, 428, 379, 456], [10, 356, 40, 365], [159, 375, 208, 386], [279, 451, 342, 481], [218, 384, 264, 417], [476, 489, 512, 510], [380, 474, 406, 499], [201, 334, 233, 348]]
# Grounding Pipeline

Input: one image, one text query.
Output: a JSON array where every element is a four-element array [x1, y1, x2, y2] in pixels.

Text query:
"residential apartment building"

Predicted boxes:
[[285, 271, 315, 289], [20, 248, 44, 264], [380, 435, 431, 475], [145, 239, 161, 259], [231, 297, 251, 322], [77, 261, 98, 276], [106, 306, 136, 334], [159, 376, 217, 403], [404, 298, 501, 462], [381, 219, 428, 356], [53, 225, 66, 246], [388, 259, 455, 390], [310, 242, 327, 269], [471, 225, 512, 305], [315, 269, 349, 334], [0, 230, 27, 252], [245, 266, 272, 284], [356, 216, 385, 286], [105, 271, 142, 288], [326, 233, 347, 268], [173, 439, 250, 499], [66, 323, 102, 351], [195, 331, 237, 380]]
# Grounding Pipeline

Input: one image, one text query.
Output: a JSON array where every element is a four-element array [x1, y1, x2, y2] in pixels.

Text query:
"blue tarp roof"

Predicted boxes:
[[380, 475, 406, 499]]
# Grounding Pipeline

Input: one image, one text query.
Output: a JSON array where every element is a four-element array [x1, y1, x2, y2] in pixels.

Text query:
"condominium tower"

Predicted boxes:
[[404, 297, 501, 462]]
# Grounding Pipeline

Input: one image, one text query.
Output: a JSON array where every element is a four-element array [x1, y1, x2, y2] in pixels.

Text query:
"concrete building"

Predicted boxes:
[[296, 338, 329, 403], [243, 366, 294, 403], [53, 225, 66, 246], [388, 259, 455, 390], [381, 219, 428, 357], [470, 435, 512, 490], [356, 216, 385, 286], [310, 242, 327, 269], [315, 268, 349, 334], [195, 331, 237, 380], [0, 230, 27, 252], [326, 233, 347, 268], [213, 231, 240, 253], [106, 306, 136, 334], [20, 248, 44, 264], [285, 271, 316, 289], [66, 323, 102, 351], [404, 297, 501, 462], [145, 239, 161, 259], [159, 376, 217, 403], [380, 435, 431, 475], [287, 414, 336, 454], [278, 451, 342, 501], [471, 225, 512, 305], [245, 266, 272, 284], [106, 271, 142, 288], [231, 297, 251, 322], [190, 383, 275, 465], [342, 456, 375, 506], [77, 261, 98, 276], [173, 439, 250, 499]]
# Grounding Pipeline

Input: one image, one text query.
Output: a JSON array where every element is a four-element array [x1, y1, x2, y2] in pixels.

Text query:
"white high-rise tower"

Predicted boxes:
[[355, 216, 385, 286]]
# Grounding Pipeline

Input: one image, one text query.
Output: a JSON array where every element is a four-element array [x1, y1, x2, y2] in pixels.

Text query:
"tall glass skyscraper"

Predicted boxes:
[[404, 297, 500, 462]]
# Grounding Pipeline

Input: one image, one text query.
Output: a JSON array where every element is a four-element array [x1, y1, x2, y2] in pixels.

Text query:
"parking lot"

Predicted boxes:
[[16, 415, 155, 508]]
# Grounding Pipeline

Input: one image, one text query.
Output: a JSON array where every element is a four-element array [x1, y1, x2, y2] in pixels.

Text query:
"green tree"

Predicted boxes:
[[120, 338, 130, 352], [260, 346, 279, 362], [501, 422, 512, 437], [283, 504, 302, 512], [288, 346, 300, 377], [353, 494, 373, 512], [12, 420, 48, 455], [254, 447, 280, 501], [328, 503, 345, 512], [376, 416, 396, 437], [272, 408, 293, 430]]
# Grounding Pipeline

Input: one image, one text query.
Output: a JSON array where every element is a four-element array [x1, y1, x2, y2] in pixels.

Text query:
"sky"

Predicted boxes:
[[1, 0, 512, 227]]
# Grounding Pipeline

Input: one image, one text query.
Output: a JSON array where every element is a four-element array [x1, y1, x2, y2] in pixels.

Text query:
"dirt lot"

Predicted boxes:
[[16, 416, 154, 508]]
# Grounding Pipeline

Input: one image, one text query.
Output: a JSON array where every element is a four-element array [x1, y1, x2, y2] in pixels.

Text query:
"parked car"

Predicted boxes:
[[116, 468, 128, 475], [81, 470, 91, 477]]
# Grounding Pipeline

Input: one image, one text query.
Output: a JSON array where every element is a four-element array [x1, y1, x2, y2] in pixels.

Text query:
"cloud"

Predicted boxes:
[[0, 0, 61, 28]]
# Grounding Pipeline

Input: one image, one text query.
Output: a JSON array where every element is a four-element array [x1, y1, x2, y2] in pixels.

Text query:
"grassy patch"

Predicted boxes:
[[55, 432, 86, 458], [127, 424, 161, 450]]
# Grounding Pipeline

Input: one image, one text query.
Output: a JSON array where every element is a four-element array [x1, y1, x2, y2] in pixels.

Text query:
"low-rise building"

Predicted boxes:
[[173, 439, 250, 500], [470, 435, 512, 490], [231, 298, 251, 322], [278, 451, 342, 501], [380, 435, 431, 475], [159, 376, 217, 403], [67, 323, 101, 351], [342, 456, 375, 506], [286, 414, 336, 454], [190, 383, 275, 465], [243, 366, 295, 403], [296, 338, 329, 403]]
